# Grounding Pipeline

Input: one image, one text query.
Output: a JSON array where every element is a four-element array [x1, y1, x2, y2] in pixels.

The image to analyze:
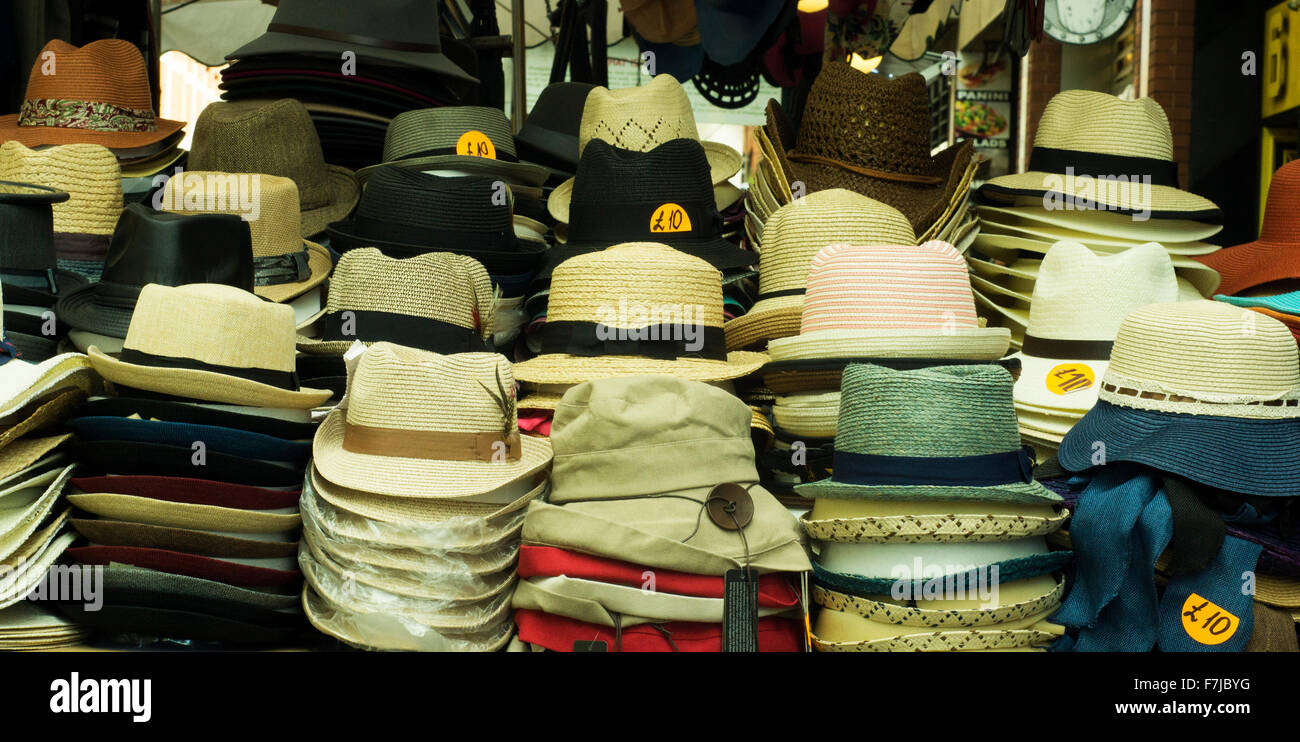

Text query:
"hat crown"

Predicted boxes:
[[344, 344, 519, 438], [800, 241, 980, 333], [382, 106, 518, 163], [525, 82, 596, 132], [124, 283, 298, 373], [188, 99, 335, 211], [0, 141, 122, 236], [159, 172, 302, 258], [1259, 158, 1300, 243], [578, 75, 702, 155], [793, 63, 937, 177], [571, 138, 715, 206], [355, 168, 514, 235], [1032, 90, 1173, 161], [21, 39, 156, 117], [1026, 241, 1178, 341], [758, 188, 916, 294], [262, 0, 445, 49], [325, 247, 494, 338], [546, 242, 725, 329], [100, 203, 254, 290], [835, 364, 1024, 457]]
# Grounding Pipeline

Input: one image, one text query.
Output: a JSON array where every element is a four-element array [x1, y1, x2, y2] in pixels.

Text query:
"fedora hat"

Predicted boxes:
[[0, 39, 184, 150], [357, 107, 549, 187], [87, 283, 332, 409], [296, 248, 494, 356], [71, 474, 301, 510], [54, 203, 254, 338], [327, 168, 543, 275], [155, 171, 331, 303], [0, 141, 123, 269], [979, 90, 1220, 221], [228, 0, 475, 82], [514, 82, 597, 173], [547, 74, 742, 220], [1197, 159, 1300, 296], [66, 491, 299, 534], [797, 364, 1060, 505], [0, 181, 90, 307], [1012, 242, 1179, 416], [538, 139, 755, 279], [1058, 300, 1300, 496], [765, 241, 1011, 366], [188, 99, 359, 238], [765, 62, 974, 235], [512, 243, 767, 384], [313, 343, 552, 499], [724, 189, 917, 351], [68, 439, 305, 487], [812, 539, 1072, 598]]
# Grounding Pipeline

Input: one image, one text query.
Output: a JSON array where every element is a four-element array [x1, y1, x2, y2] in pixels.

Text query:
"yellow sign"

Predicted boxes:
[[1180, 593, 1239, 646], [650, 203, 692, 234], [456, 130, 497, 159], [1046, 363, 1094, 396]]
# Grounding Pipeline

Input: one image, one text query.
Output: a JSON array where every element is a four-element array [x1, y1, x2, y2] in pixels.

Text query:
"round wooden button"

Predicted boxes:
[[706, 483, 754, 531]]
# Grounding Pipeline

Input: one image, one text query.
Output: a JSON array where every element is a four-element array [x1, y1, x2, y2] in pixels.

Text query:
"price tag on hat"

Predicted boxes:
[[1180, 593, 1240, 646], [1046, 363, 1094, 395], [650, 203, 693, 234], [457, 130, 497, 159]]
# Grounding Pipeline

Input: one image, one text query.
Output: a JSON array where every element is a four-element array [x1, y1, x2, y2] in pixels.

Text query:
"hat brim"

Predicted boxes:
[[255, 240, 333, 303], [800, 508, 1069, 544], [796, 470, 1062, 506], [227, 32, 478, 82], [546, 145, 744, 223], [298, 164, 360, 238], [724, 294, 803, 350], [766, 327, 1013, 364], [87, 346, 332, 409], [1058, 400, 1300, 497], [300, 583, 516, 651], [531, 238, 756, 286], [979, 175, 1222, 222], [0, 115, 185, 151], [53, 281, 135, 338], [69, 518, 299, 559], [511, 349, 767, 385], [325, 220, 545, 275], [66, 492, 300, 534], [356, 156, 551, 188], [1195, 239, 1298, 297], [4, 269, 89, 308]]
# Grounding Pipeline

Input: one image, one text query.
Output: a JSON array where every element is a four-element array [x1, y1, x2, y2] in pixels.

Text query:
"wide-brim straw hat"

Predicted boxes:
[[979, 90, 1220, 220], [802, 495, 1069, 544], [0, 530, 77, 610], [0, 465, 74, 563], [1196, 159, 1300, 295], [65, 492, 300, 534], [974, 207, 1222, 253]]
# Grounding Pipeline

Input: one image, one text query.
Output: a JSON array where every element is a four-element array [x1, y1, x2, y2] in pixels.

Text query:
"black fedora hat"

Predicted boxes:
[[54, 203, 255, 338], [0, 180, 89, 307], [515, 81, 597, 174], [534, 139, 756, 284], [326, 167, 545, 275]]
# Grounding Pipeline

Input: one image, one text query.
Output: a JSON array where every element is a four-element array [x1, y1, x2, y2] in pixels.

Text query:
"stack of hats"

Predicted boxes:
[[302, 344, 552, 651], [1011, 241, 1180, 456], [758, 61, 978, 250], [973, 90, 1224, 348], [1053, 300, 1300, 651], [1202, 158, 1300, 342], [221, 0, 479, 169], [799, 363, 1072, 652], [512, 375, 810, 652], [52, 283, 330, 646]]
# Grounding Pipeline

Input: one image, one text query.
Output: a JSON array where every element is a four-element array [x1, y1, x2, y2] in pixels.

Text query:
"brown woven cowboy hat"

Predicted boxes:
[[765, 61, 973, 236]]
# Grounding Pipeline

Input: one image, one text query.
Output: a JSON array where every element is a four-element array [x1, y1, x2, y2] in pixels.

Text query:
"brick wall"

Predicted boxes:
[[1146, 0, 1196, 187], [1024, 38, 1062, 159]]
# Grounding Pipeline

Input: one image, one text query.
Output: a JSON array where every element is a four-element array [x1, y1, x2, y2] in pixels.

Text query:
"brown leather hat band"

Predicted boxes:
[[342, 422, 522, 462]]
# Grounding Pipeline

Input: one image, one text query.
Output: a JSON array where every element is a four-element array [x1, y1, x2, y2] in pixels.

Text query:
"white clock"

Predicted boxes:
[[1044, 0, 1136, 45]]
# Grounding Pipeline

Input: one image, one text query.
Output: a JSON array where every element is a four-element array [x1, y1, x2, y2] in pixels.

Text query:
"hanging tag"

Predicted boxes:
[[572, 640, 607, 652], [723, 567, 760, 652], [800, 571, 812, 653]]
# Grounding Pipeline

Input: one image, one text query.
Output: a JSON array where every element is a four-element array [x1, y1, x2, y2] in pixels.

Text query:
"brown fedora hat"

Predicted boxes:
[[188, 99, 359, 238]]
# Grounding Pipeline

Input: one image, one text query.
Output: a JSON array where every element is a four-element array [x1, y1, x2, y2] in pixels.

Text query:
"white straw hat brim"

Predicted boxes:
[[511, 350, 767, 385], [979, 176, 1221, 222], [766, 327, 1012, 363], [976, 205, 1222, 246], [1012, 352, 1109, 412]]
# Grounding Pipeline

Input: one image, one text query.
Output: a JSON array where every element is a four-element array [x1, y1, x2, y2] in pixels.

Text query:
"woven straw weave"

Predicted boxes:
[[800, 510, 1070, 544], [382, 106, 518, 162], [1025, 241, 1177, 341], [579, 74, 701, 156], [355, 166, 514, 238], [0, 140, 121, 235], [812, 627, 1060, 652], [19, 39, 156, 114], [123, 284, 298, 373], [1030, 89, 1173, 160], [811, 578, 1064, 628], [159, 172, 300, 258]]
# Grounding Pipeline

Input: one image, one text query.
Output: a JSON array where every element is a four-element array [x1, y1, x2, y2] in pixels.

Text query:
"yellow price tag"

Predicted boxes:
[[456, 130, 497, 159], [649, 203, 693, 234], [1180, 593, 1240, 646], [1045, 363, 1094, 396]]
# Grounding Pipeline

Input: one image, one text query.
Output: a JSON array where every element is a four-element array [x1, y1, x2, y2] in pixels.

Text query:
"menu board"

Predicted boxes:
[[955, 49, 1014, 178]]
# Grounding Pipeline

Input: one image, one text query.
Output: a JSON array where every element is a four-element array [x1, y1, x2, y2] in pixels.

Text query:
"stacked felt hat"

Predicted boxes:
[[797, 363, 1072, 652], [972, 90, 1223, 348], [221, 0, 479, 169], [1053, 300, 1300, 651], [52, 283, 331, 646], [303, 344, 552, 651], [512, 375, 810, 652]]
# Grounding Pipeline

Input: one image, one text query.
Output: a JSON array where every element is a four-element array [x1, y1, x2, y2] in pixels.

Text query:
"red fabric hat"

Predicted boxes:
[[69, 475, 301, 510], [514, 609, 804, 652], [1197, 159, 1300, 296]]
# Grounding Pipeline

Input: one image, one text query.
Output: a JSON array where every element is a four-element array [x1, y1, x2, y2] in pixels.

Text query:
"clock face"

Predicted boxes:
[[1044, 0, 1136, 45]]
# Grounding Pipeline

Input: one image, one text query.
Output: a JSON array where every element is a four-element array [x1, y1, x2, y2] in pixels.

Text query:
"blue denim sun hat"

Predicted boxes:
[[1058, 300, 1300, 496], [1214, 291, 1300, 316]]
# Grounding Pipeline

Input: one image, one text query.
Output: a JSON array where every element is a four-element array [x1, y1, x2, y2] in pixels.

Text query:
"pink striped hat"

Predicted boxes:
[[766, 241, 1012, 362]]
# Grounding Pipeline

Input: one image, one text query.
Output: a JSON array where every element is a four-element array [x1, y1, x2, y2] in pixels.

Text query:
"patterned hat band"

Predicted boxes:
[[18, 97, 157, 133]]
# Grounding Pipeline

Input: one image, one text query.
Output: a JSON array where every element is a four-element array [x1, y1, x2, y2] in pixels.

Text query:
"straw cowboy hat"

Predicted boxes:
[[87, 283, 333, 409], [512, 243, 767, 384], [0, 141, 122, 266], [979, 90, 1220, 221], [797, 364, 1060, 505], [764, 62, 975, 235], [297, 247, 495, 356], [357, 106, 549, 187], [546, 74, 742, 221], [313, 343, 552, 499], [1197, 158, 1300, 296], [724, 189, 917, 351], [1012, 242, 1179, 418], [188, 99, 359, 238], [1058, 300, 1300, 497], [0, 39, 184, 150]]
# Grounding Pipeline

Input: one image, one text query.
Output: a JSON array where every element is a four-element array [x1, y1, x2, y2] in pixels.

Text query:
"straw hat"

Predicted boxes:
[[357, 106, 549, 186], [188, 99, 359, 238], [87, 283, 332, 409], [69, 519, 298, 559], [1013, 242, 1179, 415], [155, 171, 331, 303], [766, 241, 1011, 364], [797, 364, 1060, 504], [979, 90, 1220, 220], [512, 243, 766, 384], [65, 493, 300, 534], [0, 141, 122, 261], [0, 353, 98, 425], [975, 205, 1222, 250], [0, 39, 184, 150], [1058, 301, 1300, 496], [313, 343, 552, 498], [724, 189, 917, 351], [802, 497, 1069, 544], [0, 465, 74, 563], [1197, 158, 1300, 296]]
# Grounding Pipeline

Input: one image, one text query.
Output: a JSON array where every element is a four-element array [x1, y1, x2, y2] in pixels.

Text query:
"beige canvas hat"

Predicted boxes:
[[157, 171, 332, 303], [512, 243, 767, 384], [87, 283, 333, 409], [724, 189, 917, 351], [313, 343, 552, 499], [0, 141, 122, 259], [296, 247, 494, 356]]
